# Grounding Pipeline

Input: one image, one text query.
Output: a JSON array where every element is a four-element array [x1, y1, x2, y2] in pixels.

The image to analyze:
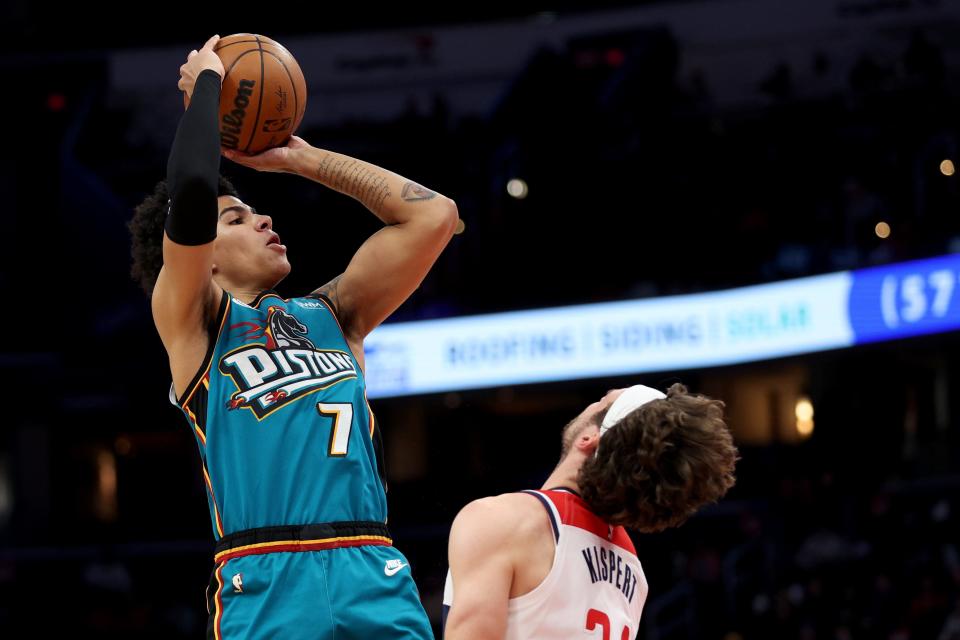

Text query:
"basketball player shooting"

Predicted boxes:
[[129, 36, 456, 639], [443, 384, 738, 640]]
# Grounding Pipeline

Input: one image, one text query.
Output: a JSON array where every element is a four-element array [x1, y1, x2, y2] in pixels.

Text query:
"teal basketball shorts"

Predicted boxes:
[[205, 522, 432, 639]]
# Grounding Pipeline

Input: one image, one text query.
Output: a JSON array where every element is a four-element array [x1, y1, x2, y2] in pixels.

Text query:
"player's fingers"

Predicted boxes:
[[201, 35, 220, 51], [223, 149, 251, 164]]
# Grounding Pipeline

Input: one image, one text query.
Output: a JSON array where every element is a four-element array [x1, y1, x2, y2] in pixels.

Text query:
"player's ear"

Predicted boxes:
[[575, 425, 601, 455]]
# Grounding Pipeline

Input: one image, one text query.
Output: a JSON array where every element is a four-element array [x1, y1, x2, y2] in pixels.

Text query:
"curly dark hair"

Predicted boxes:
[[128, 176, 239, 297], [579, 383, 738, 533]]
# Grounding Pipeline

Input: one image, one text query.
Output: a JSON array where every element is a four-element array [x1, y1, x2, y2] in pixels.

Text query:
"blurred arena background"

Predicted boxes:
[[2, 1, 960, 638]]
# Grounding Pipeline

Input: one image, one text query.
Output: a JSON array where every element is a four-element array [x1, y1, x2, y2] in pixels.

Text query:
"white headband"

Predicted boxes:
[[599, 384, 666, 437]]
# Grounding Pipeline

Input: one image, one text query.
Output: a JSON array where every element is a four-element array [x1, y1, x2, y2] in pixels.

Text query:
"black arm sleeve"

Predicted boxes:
[[164, 69, 222, 246]]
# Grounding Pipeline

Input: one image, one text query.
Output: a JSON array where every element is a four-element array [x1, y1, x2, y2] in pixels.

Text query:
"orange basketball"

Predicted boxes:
[[213, 33, 307, 154]]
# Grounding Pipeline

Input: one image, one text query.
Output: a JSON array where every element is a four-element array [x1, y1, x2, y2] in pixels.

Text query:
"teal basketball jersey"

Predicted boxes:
[[172, 290, 388, 539]]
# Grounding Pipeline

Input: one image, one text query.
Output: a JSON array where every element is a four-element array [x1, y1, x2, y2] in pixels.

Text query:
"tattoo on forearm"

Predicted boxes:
[[401, 182, 437, 202], [316, 155, 392, 211]]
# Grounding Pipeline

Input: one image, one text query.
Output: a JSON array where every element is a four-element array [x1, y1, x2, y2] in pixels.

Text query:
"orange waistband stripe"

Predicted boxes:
[[214, 534, 392, 563]]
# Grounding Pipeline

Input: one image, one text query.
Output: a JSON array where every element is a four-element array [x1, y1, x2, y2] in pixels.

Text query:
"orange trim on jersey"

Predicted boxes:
[[263, 322, 275, 347], [542, 490, 637, 554], [365, 397, 375, 438], [185, 404, 206, 446], [203, 465, 225, 538], [213, 562, 225, 640], [214, 535, 392, 564], [180, 295, 232, 408]]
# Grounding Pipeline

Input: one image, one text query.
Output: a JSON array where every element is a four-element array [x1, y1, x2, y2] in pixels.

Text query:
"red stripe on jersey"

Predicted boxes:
[[541, 490, 637, 555]]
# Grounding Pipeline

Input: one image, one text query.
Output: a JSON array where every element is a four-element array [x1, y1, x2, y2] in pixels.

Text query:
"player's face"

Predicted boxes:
[[561, 388, 627, 451], [213, 196, 291, 287], [580, 388, 626, 428]]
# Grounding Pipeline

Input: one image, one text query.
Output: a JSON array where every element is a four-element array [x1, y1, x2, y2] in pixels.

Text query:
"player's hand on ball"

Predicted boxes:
[[223, 136, 309, 173], [179, 35, 224, 105]]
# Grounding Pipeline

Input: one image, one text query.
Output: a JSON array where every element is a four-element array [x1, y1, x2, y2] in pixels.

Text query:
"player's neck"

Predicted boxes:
[[231, 288, 266, 304], [540, 453, 583, 494], [214, 275, 268, 304]]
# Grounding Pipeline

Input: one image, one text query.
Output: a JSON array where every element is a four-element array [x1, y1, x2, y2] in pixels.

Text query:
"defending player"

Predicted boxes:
[[443, 384, 738, 639]]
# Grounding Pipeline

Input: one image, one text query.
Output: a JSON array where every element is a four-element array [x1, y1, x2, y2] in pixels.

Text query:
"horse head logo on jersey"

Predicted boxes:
[[266, 308, 315, 350], [220, 305, 358, 420]]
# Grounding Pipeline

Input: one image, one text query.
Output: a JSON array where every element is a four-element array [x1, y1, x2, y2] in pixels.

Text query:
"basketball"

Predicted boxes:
[[213, 33, 307, 154]]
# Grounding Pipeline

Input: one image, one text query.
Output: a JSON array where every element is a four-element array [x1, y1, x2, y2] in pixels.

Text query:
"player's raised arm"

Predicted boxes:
[[151, 35, 226, 392], [225, 139, 458, 361], [131, 34, 438, 640]]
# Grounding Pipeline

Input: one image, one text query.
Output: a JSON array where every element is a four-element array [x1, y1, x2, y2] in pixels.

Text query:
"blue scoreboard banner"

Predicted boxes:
[[364, 254, 960, 398], [848, 254, 960, 345]]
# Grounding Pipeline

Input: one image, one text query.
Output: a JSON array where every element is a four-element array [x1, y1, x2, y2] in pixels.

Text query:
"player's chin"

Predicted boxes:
[[261, 250, 291, 280], [272, 256, 292, 279]]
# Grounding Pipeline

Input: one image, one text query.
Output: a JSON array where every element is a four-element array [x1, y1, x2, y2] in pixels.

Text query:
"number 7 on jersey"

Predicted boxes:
[[317, 402, 354, 456]]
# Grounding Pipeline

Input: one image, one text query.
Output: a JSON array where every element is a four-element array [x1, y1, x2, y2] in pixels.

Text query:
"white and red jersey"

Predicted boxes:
[[443, 488, 648, 640]]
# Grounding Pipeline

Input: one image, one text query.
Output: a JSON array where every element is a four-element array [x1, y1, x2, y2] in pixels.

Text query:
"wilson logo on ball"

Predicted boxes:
[[214, 33, 308, 153], [220, 79, 257, 150]]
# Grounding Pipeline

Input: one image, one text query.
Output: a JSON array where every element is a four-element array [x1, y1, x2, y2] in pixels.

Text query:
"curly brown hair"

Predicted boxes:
[[128, 176, 239, 297], [579, 383, 738, 533]]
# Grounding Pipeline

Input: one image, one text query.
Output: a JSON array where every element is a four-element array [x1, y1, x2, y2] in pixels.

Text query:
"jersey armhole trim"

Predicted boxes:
[[177, 291, 231, 407], [521, 490, 560, 542], [305, 292, 348, 336], [305, 292, 366, 372]]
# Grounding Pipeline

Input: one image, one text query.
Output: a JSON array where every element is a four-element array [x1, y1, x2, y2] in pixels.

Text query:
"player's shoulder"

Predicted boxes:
[[452, 492, 554, 547], [456, 492, 549, 520]]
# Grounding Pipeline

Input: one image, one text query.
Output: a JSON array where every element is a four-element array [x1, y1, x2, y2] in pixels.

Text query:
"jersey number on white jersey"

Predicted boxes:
[[586, 608, 631, 640]]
